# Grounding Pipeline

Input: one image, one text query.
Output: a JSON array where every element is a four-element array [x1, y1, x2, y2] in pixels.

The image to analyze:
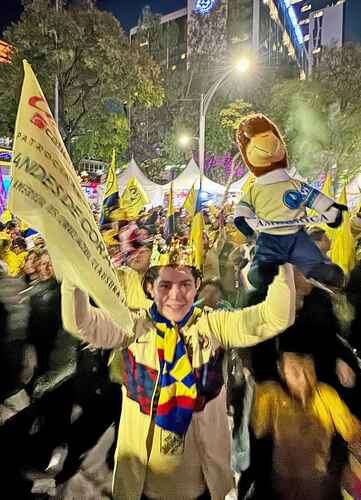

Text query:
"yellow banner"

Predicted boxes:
[[183, 183, 196, 216], [118, 176, 149, 220], [8, 60, 133, 332]]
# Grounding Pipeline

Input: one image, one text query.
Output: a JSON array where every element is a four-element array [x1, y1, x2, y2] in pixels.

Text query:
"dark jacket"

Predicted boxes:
[[248, 288, 359, 384], [26, 278, 78, 398]]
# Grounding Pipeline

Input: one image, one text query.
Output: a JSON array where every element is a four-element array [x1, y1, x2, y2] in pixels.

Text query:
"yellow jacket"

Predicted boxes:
[[62, 265, 295, 500], [117, 267, 152, 310], [252, 381, 361, 478], [3, 249, 28, 277]]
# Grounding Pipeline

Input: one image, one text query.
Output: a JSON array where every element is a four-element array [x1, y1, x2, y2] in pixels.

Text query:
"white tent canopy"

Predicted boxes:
[[117, 157, 164, 206], [117, 157, 246, 206], [164, 159, 225, 195]]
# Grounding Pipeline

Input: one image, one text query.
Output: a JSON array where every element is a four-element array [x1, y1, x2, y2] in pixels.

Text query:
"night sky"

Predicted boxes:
[[0, 0, 186, 35], [98, 0, 186, 30]]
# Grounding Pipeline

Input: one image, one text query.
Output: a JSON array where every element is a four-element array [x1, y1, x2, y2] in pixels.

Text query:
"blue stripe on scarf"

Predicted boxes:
[[159, 372, 176, 388], [150, 303, 194, 329], [182, 373, 195, 389], [155, 407, 193, 436]]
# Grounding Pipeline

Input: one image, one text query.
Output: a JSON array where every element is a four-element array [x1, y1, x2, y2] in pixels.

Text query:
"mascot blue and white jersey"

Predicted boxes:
[[235, 169, 339, 236]]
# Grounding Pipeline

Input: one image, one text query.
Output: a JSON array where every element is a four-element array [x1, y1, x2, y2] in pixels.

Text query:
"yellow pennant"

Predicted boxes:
[[118, 176, 150, 220], [183, 183, 196, 216], [329, 187, 354, 273], [189, 211, 205, 271]]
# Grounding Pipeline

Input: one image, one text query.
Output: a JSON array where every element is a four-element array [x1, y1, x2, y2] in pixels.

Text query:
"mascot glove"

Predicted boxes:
[[323, 203, 348, 228]]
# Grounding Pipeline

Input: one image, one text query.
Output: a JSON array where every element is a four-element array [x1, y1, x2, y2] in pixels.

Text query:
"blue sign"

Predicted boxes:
[[194, 0, 219, 15]]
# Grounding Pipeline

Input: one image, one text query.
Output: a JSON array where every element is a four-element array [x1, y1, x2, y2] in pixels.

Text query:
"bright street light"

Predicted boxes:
[[235, 57, 251, 73], [178, 135, 191, 147]]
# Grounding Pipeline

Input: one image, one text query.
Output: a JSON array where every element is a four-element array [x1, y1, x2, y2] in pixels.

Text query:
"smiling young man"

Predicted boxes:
[[61, 238, 296, 500]]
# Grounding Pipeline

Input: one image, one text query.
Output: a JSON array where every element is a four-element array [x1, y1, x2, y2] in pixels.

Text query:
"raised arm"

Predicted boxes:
[[61, 278, 137, 349], [198, 264, 295, 349]]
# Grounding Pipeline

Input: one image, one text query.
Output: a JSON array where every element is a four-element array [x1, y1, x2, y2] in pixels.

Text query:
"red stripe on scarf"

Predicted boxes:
[[157, 396, 196, 416]]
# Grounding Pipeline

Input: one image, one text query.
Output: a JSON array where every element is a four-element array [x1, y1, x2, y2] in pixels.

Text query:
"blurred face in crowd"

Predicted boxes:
[[279, 353, 317, 407], [7, 225, 20, 240], [24, 251, 39, 278], [127, 247, 151, 274], [147, 266, 200, 322], [34, 236, 46, 249], [12, 242, 25, 255], [318, 233, 331, 255], [38, 253, 54, 281], [137, 227, 150, 242], [199, 283, 222, 309]]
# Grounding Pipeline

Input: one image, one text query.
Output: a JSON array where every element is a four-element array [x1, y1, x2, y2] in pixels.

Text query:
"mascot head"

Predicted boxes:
[[236, 113, 288, 177]]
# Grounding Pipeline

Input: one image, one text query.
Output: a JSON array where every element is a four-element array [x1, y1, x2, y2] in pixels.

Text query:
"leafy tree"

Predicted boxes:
[[70, 106, 129, 165], [0, 0, 164, 158], [264, 45, 361, 187], [314, 43, 361, 112], [219, 99, 253, 140]]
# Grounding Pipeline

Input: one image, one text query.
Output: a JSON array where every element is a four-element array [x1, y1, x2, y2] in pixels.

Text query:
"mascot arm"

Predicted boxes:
[[301, 183, 347, 228], [234, 202, 256, 238]]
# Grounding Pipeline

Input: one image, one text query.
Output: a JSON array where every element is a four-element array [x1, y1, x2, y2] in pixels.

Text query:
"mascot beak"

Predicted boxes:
[[245, 131, 286, 168]]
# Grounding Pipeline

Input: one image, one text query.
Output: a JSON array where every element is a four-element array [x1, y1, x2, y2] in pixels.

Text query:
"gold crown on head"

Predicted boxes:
[[150, 236, 195, 268]]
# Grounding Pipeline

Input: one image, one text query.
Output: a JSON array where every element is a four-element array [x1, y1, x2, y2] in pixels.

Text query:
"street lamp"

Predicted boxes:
[[178, 134, 199, 148], [178, 135, 192, 147], [198, 57, 250, 177]]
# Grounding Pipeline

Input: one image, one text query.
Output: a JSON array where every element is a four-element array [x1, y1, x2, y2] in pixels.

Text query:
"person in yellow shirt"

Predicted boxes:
[[2, 236, 28, 277], [117, 246, 152, 310], [61, 233, 296, 499], [251, 350, 361, 500]]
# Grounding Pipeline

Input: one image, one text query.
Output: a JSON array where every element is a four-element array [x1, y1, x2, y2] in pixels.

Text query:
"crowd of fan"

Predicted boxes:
[[2, 207, 361, 498]]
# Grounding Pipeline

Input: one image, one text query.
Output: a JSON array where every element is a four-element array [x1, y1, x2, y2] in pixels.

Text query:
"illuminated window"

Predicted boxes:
[[312, 47, 321, 54], [301, 4, 311, 12], [314, 10, 323, 18], [299, 18, 310, 25], [303, 34, 310, 41], [181, 53, 186, 59], [172, 65, 177, 71]]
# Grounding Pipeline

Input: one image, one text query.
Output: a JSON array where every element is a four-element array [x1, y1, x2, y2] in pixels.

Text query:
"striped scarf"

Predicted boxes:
[[150, 304, 199, 436]]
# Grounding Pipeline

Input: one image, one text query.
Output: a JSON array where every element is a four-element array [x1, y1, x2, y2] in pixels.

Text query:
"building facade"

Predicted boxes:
[[130, 6, 188, 72], [131, 1, 309, 74], [284, 0, 361, 72]]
